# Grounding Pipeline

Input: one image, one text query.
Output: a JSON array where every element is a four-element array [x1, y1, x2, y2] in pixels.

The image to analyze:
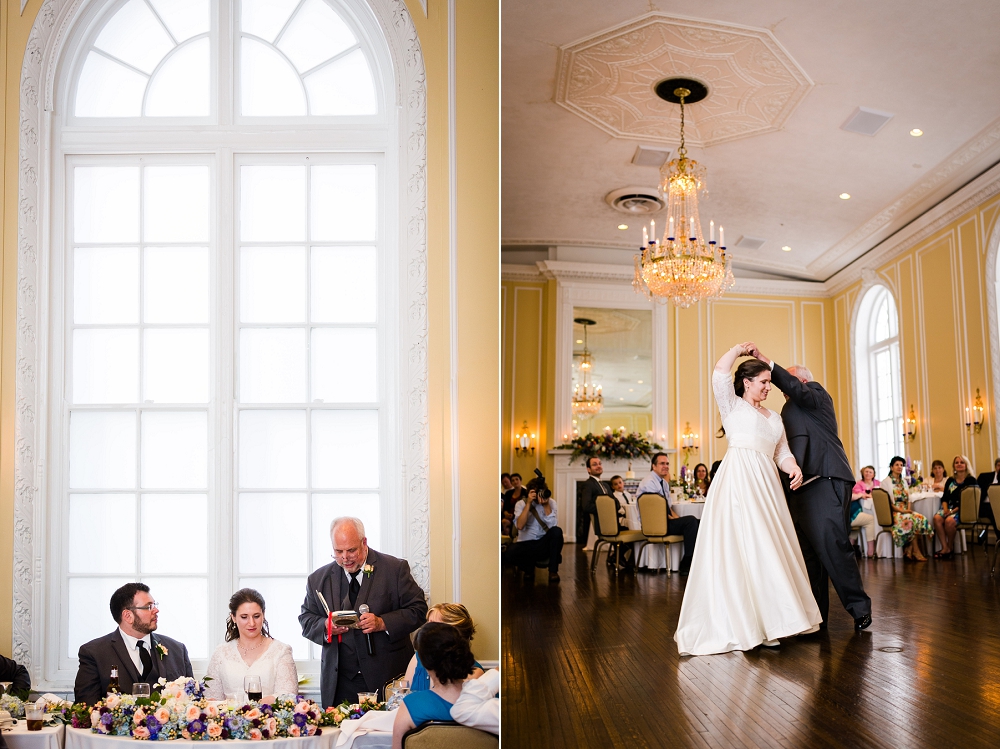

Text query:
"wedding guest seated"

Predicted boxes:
[[933, 455, 977, 559], [403, 603, 484, 691], [205, 588, 298, 702], [692, 463, 710, 496], [391, 623, 475, 749], [880, 456, 932, 562], [74, 582, 193, 705], [610, 475, 633, 505], [500, 473, 513, 535], [850, 465, 877, 558], [636, 453, 699, 575], [450, 668, 499, 735], [975, 457, 1000, 542], [0, 654, 30, 700], [505, 480, 564, 583], [929, 459, 947, 492], [501, 473, 526, 529]]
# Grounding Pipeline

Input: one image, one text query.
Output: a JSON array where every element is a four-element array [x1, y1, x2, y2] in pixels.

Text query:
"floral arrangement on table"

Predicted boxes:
[[555, 428, 662, 464], [85, 677, 328, 740], [316, 695, 387, 728], [0, 692, 76, 725]]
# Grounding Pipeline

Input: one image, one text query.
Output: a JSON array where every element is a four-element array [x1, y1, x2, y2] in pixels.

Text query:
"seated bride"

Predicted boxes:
[[205, 588, 299, 702]]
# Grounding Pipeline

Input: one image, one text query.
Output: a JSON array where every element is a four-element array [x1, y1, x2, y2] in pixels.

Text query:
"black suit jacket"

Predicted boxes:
[[771, 363, 854, 483], [74, 630, 193, 705], [977, 471, 999, 496], [581, 475, 611, 515], [0, 654, 30, 699], [299, 548, 428, 708]]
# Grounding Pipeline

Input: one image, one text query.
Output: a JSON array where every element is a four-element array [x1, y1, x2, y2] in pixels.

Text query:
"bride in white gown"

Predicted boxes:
[[674, 344, 822, 656]]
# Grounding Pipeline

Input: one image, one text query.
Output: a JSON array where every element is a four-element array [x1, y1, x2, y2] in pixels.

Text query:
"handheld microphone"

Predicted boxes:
[[358, 604, 375, 656]]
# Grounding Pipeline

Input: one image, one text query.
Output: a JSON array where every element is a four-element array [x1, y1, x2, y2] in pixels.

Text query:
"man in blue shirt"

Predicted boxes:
[[506, 477, 564, 583], [636, 453, 699, 575]]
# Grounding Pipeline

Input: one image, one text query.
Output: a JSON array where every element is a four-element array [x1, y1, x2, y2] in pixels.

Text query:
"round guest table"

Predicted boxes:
[[2, 722, 64, 749], [64, 726, 391, 749]]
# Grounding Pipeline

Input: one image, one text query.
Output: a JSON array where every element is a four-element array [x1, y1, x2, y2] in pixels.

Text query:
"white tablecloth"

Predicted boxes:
[[623, 500, 705, 571], [63, 726, 390, 749], [859, 491, 964, 557], [2, 722, 64, 749]]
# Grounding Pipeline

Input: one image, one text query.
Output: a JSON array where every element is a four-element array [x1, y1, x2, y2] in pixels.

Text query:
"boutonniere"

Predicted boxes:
[[154, 642, 168, 660], [362, 563, 374, 578]]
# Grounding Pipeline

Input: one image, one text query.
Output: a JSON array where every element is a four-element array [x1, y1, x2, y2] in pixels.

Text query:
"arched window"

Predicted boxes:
[[855, 285, 903, 473], [33, 0, 411, 687]]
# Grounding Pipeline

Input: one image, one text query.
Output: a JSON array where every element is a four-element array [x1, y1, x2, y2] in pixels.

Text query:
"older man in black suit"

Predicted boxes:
[[750, 345, 873, 631], [74, 583, 193, 705], [976, 457, 1000, 539], [300, 517, 427, 707]]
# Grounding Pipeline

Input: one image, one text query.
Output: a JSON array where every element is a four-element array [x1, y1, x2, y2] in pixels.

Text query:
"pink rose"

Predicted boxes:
[[306, 725, 316, 736], [185, 705, 201, 722], [105, 694, 121, 709], [207, 722, 223, 739], [288, 725, 300, 738], [294, 701, 310, 714], [154, 707, 171, 724], [205, 704, 219, 719], [133, 727, 150, 740], [133, 708, 147, 725], [245, 707, 261, 721], [90, 711, 101, 728], [265, 718, 277, 735], [248, 728, 263, 741]]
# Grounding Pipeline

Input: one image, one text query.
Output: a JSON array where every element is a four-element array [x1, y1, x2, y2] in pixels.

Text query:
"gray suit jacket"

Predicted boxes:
[[299, 548, 428, 707], [74, 630, 193, 705]]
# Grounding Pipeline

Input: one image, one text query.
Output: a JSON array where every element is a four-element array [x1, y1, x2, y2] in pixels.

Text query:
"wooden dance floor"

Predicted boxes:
[[501, 543, 1000, 748]]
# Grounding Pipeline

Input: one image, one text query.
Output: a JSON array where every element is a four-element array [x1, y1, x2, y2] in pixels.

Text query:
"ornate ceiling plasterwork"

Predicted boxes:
[[554, 13, 813, 147]]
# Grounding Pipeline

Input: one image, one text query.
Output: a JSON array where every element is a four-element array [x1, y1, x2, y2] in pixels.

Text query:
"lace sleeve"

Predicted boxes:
[[712, 369, 739, 420], [271, 642, 300, 698], [204, 645, 226, 701], [773, 423, 794, 468]]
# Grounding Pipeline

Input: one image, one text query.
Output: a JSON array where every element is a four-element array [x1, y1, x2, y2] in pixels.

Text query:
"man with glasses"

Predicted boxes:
[[74, 582, 193, 705], [637, 452, 700, 575]]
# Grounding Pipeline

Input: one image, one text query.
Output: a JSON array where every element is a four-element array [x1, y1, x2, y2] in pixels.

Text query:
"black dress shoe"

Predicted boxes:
[[854, 614, 872, 631]]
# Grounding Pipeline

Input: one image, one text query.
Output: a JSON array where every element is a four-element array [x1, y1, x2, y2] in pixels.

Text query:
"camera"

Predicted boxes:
[[527, 468, 552, 500]]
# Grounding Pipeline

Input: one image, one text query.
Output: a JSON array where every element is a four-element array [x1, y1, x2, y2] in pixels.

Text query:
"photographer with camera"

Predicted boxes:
[[506, 470, 564, 583]]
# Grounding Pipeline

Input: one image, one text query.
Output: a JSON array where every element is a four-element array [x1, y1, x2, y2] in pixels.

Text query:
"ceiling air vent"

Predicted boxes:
[[841, 107, 894, 136], [605, 186, 666, 215], [631, 146, 671, 167], [735, 235, 766, 251]]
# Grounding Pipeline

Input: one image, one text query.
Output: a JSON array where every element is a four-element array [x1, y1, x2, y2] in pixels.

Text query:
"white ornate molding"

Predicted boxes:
[[13, 0, 430, 677], [500, 263, 542, 281], [985, 220, 1000, 455], [554, 12, 813, 147]]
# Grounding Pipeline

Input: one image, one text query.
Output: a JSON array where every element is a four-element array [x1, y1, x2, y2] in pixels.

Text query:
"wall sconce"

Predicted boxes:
[[680, 422, 699, 464], [514, 420, 536, 456], [966, 389, 986, 434], [903, 404, 916, 442]]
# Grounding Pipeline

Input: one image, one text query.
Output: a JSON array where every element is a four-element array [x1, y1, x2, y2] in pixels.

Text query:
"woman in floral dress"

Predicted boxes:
[[879, 455, 932, 561]]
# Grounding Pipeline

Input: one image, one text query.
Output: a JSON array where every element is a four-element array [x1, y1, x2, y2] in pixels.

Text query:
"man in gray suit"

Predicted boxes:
[[74, 583, 193, 704], [750, 345, 873, 631], [299, 517, 427, 707]]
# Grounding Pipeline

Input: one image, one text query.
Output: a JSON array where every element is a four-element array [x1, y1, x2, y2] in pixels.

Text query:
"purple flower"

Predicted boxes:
[[146, 716, 160, 730], [293, 713, 307, 727], [101, 713, 113, 726], [261, 730, 270, 739], [315, 729, 322, 736], [188, 720, 205, 735]]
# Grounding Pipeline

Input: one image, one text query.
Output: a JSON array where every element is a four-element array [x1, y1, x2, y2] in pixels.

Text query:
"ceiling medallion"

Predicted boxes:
[[554, 13, 813, 147], [632, 87, 734, 308], [572, 318, 603, 417]]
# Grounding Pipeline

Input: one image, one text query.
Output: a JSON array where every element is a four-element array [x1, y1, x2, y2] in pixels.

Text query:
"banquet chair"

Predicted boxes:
[[956, 485, 989, 556], [380, 672, 406, 701], [635, 493, 685, 576], [403, 721, 498, 748], [870, 488, 895, 558], [591, 495, 645, 575], [987, 486, 1000, 574]]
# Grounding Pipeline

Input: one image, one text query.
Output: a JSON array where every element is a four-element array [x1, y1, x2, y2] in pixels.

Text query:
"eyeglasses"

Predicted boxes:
[[129, 602, 159, 612]]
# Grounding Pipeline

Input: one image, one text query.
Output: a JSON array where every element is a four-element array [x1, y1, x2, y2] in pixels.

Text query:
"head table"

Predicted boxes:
[[3, 726, 390, 749]]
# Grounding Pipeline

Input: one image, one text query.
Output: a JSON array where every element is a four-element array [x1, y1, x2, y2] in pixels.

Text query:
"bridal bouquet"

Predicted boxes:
[[556, 429, 662, 463]]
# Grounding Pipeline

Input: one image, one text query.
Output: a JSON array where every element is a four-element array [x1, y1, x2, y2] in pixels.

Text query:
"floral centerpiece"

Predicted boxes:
[[555, 428, 662, 464], [1, 693, 76, 725], [317, 695, 387, 728]]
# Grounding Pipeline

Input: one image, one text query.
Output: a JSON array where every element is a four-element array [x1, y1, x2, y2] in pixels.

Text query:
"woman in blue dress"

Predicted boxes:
[[404, 603, 484, 690], [391, 622, 476, 748]]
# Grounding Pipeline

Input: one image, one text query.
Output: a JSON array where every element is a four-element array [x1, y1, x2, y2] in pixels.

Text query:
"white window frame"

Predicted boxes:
[[14, 0, 429, 693]]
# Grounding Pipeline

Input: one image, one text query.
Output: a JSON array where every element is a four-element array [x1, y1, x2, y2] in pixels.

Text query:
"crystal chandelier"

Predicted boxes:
[[633, 83, 735, 308], [572, 318, 603, 417]]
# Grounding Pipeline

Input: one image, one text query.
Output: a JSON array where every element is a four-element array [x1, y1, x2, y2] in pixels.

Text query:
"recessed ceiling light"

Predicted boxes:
[[619, 397, 624, 401], [839, 193, 851, 200], [629, 388, 634, 392], [617, 224, 629, 230], [781, 246, 792, 252], [575, 339, 583, 344], [910, 128, 923, 137]]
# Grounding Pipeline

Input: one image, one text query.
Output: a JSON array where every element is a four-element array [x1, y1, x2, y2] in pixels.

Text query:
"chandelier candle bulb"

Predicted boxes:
[[643, 226, 648, 245], [720, 227, 724, 248], [710, 220, 715, 243], [651, 219, 656, 239], [689, 216, 695, 239]]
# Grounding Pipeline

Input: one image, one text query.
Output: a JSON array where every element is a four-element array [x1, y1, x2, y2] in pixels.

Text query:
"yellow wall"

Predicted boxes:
[[0, 1, 500, 662]]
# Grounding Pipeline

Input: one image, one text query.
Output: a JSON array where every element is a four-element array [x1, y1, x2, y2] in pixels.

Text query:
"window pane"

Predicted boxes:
[[144, 577, 209, 659], [141, 494, 208, 573], [69, 411, 137, 489], [94, 0, 174, 74], [312, 411, 378, 488], [276, 0, 356, 74], [240, 247, 306, 323], [144, 166, 210, 242], [240, 38, 307, 117], [75, 167, 139, 243], [240, 166, 306, 242], [73, 329, 139, 404], [240, 329, 306, 403], [238, 493, 308, 574], [144, 247, 210, 323], [241, 0, 300, 44], [238, 577, 311, 660], [68, 577, 133, 658], [149, 0, 210, 43], [311, 165, 377, 242], [312, 328, 376, 402], [75, 53, 147, 117], [68, 494, 137, 573], [141, 411, 208, 489], [311, 247, 376, 323], [144, 329, 210, 403], [312, 493, 380, 569], [74, 248, 139, 324], [145, 38, 211, 117], [305, 49, 377, 116], [239, 410, 307, 488]]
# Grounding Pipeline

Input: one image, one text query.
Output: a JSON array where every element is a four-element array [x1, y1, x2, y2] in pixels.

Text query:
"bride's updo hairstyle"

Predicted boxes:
[[225, 588, 272, 642], [733, 359, 771, 397]]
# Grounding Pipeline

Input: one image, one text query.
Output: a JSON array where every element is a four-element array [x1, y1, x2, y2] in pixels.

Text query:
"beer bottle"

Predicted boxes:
[[108, 665, 120, 694]]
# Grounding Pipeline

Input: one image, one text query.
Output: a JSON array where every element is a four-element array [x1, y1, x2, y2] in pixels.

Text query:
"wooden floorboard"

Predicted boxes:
[[501, 542, 1000, 748]]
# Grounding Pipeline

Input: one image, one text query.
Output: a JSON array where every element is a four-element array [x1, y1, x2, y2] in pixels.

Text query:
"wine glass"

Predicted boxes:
[[244, 676, 262, 702], [0, 681, 11, 697], [132, 683, 151, 698]]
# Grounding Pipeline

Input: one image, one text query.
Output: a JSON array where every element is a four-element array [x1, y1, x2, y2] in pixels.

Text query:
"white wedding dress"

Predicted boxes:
[[674, 369, 822, 656], [204, 639, 299, 700]]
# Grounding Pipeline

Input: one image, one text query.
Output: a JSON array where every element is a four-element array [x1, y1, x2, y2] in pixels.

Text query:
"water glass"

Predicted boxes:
[[132, 683, 151, 698], [25, 705, 44, 731], [358, 691, 378, 705]]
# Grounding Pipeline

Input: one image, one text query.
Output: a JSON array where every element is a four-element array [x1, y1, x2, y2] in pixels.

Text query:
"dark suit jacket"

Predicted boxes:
[[0, 654, 30, 699], [74, 630, 193, 705], [977, 471, 999, 496], [581, 476, 611, 516], [299, 548, 428, 708], [771, 363, 854, 483]]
